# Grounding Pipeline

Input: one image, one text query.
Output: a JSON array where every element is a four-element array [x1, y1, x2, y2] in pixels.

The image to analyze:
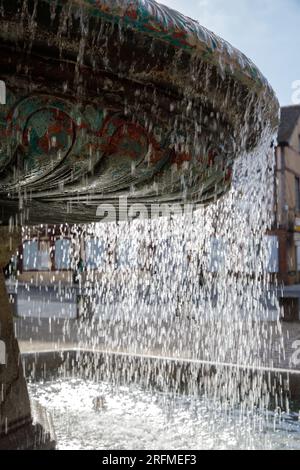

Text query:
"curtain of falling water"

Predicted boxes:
[[57, 129, 285, 410], [14, 1, 285, 413]]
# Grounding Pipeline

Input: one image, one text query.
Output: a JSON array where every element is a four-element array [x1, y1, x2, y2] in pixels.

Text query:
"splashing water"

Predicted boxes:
[[24, 125, 287, 416], [29, 378, 300, 450], [72, 129, 282, 370], [4, 0, 289, 448]]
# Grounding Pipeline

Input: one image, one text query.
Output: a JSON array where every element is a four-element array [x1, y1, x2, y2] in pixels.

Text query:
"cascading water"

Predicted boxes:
[[72, 124, 283, 381], [1, 0, 298, 451], [24, 125, 294, 450]]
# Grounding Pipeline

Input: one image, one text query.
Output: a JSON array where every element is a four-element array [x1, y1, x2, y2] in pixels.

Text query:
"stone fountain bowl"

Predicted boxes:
[[0, 0, 279, 224]]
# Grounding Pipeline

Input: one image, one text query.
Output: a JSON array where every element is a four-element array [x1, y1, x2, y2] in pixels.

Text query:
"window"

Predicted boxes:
[[0, 80, 5, 104], [23, 240, 50, 271], [209, 238, 226, 273], [55, 239, 72, 270], [0, 340, 5, 365], [266, 236, 279, 273], [296, 245, 300, 272], [296, 177, 300, 212], [85, 238, 105, 269]]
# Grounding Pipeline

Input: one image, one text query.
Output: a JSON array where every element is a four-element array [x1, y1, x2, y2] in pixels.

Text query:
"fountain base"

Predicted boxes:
[[0, 421, 55, 451], [25, 350, 300, 450], [0, 227, 56, 450]]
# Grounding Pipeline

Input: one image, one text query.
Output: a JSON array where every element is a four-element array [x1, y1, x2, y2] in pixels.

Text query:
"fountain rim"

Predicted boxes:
[[0, 0, 280, 224], [66, 0, 278, 102]]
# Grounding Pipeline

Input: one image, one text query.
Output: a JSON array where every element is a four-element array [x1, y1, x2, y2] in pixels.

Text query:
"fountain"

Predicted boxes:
[[1, 0, 295, 451], [0, 0, 278, 224]]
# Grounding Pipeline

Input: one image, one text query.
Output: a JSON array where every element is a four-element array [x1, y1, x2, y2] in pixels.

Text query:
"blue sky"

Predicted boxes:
[[161, 0, 300, 105]]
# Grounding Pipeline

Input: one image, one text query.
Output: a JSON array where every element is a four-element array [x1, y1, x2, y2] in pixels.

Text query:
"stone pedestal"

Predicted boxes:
[[0, 227, 55, 449]]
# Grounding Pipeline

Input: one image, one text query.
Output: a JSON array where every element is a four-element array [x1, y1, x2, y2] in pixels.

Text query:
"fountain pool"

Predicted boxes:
[[29, 378, 300, 450]]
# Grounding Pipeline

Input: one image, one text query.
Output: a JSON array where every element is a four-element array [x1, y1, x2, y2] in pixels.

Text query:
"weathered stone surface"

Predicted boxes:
[[0, 421, 56, 450], [0, 227, 55, 449], [0, 226, 21, 266], [0, 228, 31, 439]]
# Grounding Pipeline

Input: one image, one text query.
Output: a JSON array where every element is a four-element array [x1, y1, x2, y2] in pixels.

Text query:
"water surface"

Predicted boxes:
[[29, 379, 300, 450]]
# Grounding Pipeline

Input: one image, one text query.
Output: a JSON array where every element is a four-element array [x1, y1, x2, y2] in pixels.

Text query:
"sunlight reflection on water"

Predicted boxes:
[[29, 379, 300, 450]]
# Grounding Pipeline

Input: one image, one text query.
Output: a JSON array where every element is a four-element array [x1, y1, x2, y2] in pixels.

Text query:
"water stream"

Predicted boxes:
[[24, 130, 297, 449], [2, 0, 296, 450]]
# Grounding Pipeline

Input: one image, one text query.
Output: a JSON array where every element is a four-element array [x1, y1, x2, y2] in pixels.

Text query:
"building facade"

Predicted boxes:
[[275, 105, 300, 286]]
